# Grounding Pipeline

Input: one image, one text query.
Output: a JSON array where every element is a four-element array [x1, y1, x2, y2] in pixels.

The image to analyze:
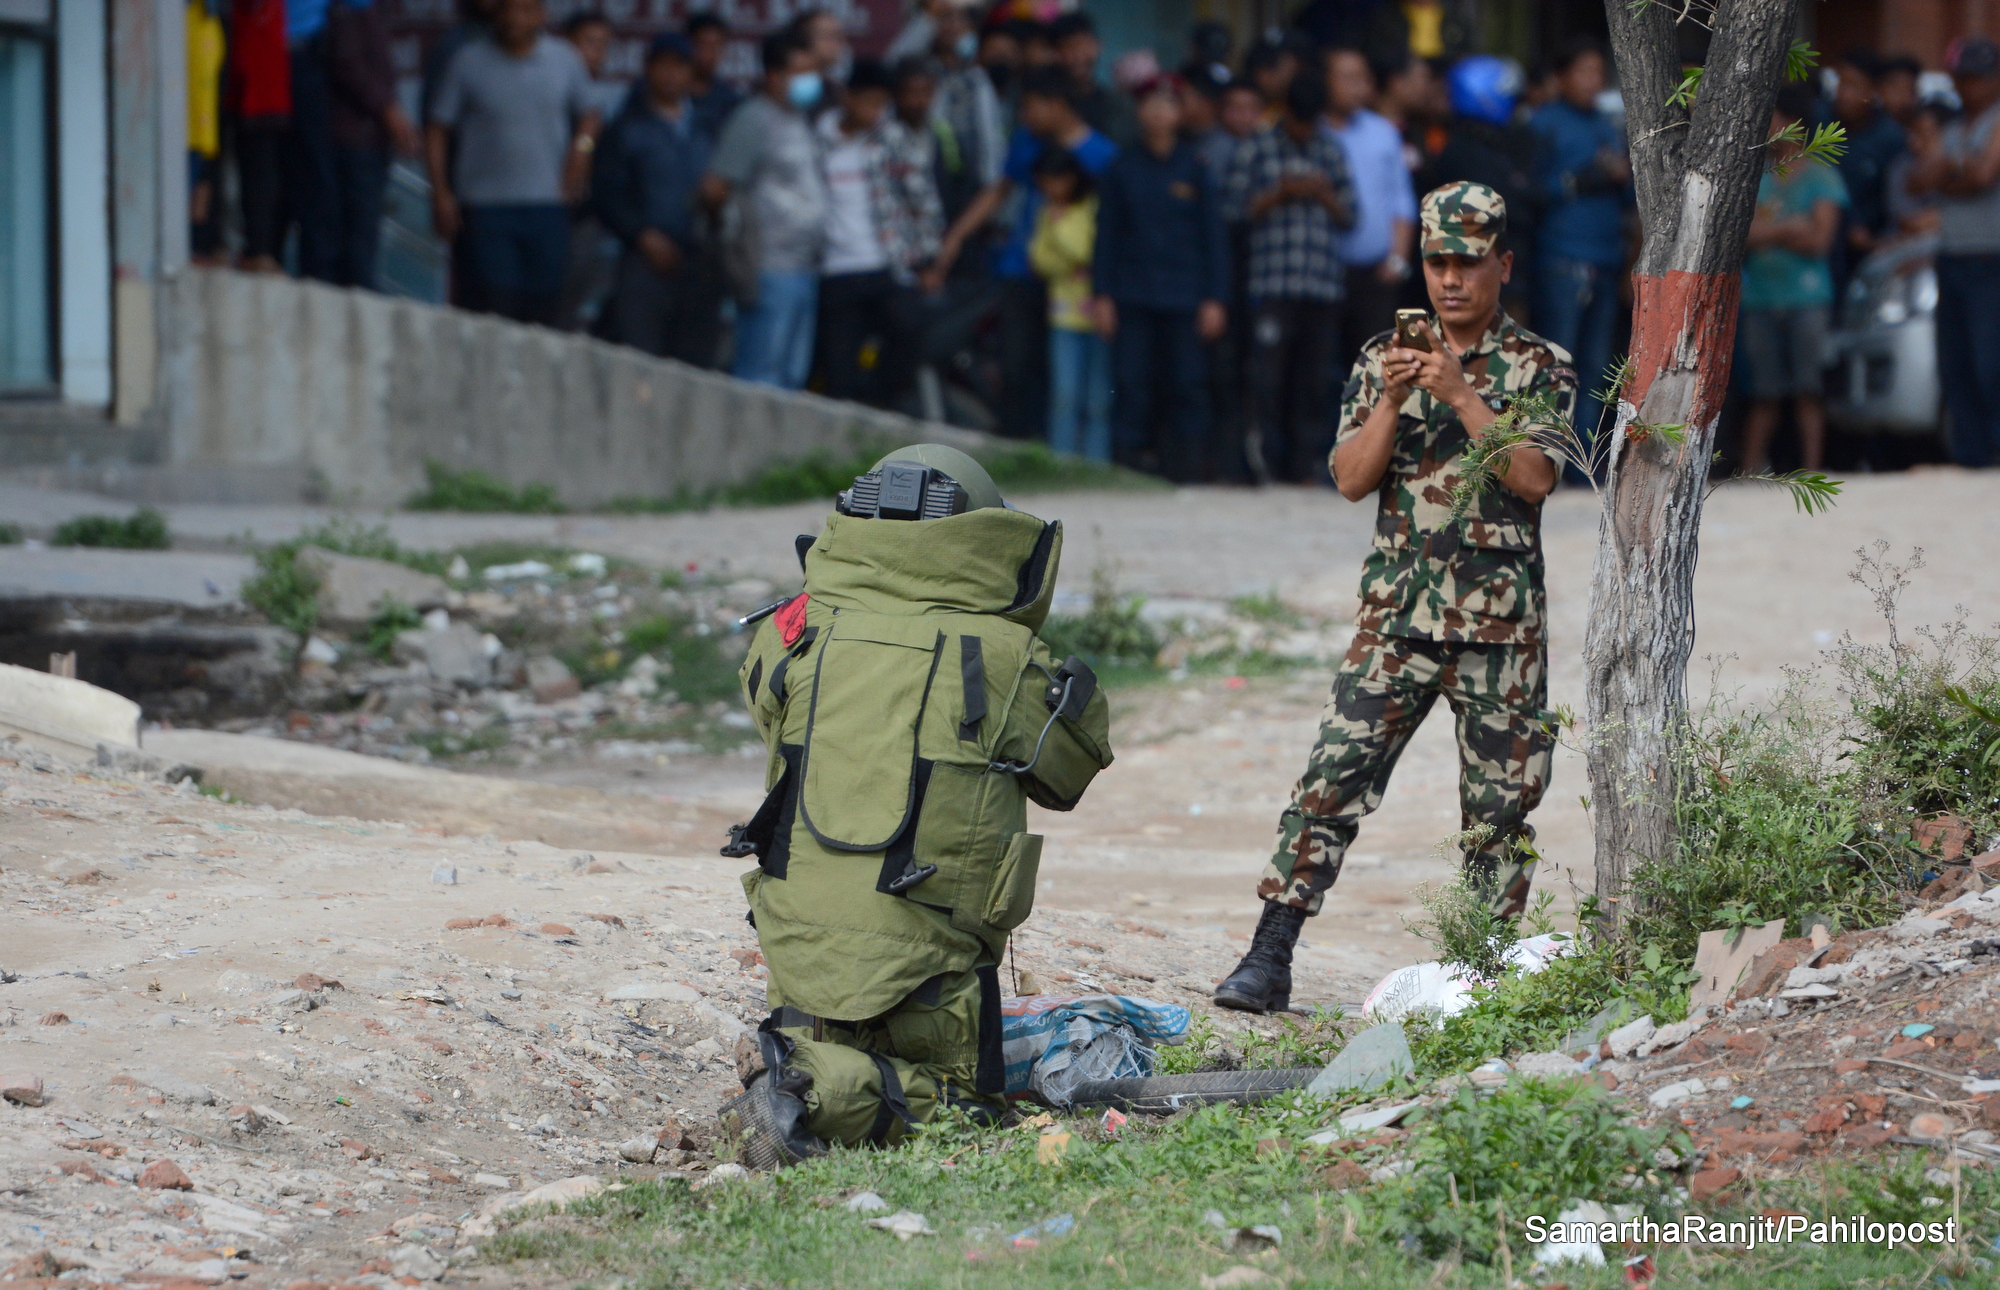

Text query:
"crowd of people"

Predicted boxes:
[[185, 0, 2000, 477]]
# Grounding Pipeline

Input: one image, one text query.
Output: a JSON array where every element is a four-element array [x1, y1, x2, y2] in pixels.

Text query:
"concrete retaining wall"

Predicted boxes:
[[156, 267, 986, 508]]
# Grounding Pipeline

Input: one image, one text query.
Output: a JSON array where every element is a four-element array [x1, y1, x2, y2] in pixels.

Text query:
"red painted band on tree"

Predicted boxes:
[[1622, 270, 1743, 430]]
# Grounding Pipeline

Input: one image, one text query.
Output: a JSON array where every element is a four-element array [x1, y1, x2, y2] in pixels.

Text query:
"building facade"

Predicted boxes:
[[1, 0, 183, 427]]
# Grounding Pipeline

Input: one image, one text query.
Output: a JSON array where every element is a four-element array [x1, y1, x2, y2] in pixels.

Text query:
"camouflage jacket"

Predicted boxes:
[[1331, 310, 1576, 646]]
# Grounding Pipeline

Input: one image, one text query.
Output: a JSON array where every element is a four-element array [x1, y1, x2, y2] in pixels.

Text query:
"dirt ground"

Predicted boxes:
[[34, 468, 1978, 990], [0, 470, 1993, 1285]]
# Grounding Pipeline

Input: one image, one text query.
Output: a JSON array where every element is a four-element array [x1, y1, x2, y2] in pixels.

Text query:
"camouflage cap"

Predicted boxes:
[[1420, 181, 1507, 258]]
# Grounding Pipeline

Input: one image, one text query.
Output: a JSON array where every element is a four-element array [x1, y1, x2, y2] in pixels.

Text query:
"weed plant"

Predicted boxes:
[[53, 508, 169, 549], [1040, 566, 1164, 670], [407, 462, 565, 513]]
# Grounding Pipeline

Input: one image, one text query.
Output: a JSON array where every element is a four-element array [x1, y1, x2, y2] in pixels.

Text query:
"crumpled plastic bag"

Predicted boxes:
[[1361, 933, 1573, 1024], [1000, 994, 1190, 1107]]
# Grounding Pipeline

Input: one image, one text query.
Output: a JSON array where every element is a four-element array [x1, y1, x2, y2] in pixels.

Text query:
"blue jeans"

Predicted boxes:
[[1534, 255, 1622, 480], [1048, 327, 1112, 461], [733, 270, 820, 390], [1935, 252, 2000, 467], [460, 204, 572, 326]]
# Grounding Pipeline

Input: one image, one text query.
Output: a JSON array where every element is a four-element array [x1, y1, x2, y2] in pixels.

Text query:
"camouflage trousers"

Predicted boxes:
[[1259, 630, 1554, 919]]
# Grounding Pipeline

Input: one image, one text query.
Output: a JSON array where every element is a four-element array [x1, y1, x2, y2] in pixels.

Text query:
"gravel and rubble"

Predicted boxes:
[[0, 740, 1313, 1288]]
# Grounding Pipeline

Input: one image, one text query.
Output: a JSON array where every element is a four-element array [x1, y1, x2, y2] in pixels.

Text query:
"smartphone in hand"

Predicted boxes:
[[1393, 309, 1432, 353]]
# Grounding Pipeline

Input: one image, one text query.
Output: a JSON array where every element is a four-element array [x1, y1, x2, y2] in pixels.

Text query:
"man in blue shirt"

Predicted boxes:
[[1322, 47, 1417, 376], [930, 67, 1116, 441], [1528, 38, 1630, 467], [1093, 76, 1230, 480], [594, 34, 719, 365]]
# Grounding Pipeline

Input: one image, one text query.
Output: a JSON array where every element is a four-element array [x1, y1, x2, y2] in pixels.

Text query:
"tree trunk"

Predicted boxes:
[[1586, 0, 1801, 917]]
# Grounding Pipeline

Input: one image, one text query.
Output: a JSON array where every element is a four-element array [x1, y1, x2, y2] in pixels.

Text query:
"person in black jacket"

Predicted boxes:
[[1092, 77, 1230, 481], [593, 33, 721, 366], [324, 0, 418, 289]]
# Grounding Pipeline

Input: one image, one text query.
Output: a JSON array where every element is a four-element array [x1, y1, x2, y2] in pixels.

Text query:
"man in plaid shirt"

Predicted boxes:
[[815, 59, 945, 408], [1225, 71, 1356, 483]]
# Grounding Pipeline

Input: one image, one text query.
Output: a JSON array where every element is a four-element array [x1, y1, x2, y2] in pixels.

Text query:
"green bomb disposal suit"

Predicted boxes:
[[722, 464, 1112, 1163]]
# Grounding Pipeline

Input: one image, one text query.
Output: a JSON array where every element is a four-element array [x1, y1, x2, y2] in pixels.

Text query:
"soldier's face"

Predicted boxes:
[[1423, 250, 1511, 328]]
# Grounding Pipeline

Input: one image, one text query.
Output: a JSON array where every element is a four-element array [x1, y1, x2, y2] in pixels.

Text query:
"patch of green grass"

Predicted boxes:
[[1376, 1077, 1683, 1262], [241, 544, 323, 639], [472, 1086, 1971, 1290], [408, 725, 511, 759], [981, 441, 1167, 495], [363, 597, 423, 661], [0, 521, 21, 544], [1154, 1013, 1225, 1075], [240, 520, 452, 640], [53, 508, 169, 549], [1240, 1006, 1350, 1070], [407, 461, 566, 513], [602, 439, 1167, 514], [446, 540, 592, 583], [1040, 566, 1163, 672], [1227, 589, 1302, 627], [587, 613, 741, 704], [1404, 935, 1690, 1079]]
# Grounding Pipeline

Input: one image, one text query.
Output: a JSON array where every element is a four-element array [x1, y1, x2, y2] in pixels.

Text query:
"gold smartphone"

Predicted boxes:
[[1393, 309, 1432, 352]]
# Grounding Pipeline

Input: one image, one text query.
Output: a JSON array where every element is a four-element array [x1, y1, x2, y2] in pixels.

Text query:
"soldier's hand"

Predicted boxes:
[[1380, 342, 1421, 405], [1400, 323, 1476, 410]]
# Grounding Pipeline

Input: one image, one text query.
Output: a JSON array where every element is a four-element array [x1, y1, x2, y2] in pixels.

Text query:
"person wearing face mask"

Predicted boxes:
[[928, 0, 1005, 194], [789, 7, 852, 99], [702, 29, 833, 389]]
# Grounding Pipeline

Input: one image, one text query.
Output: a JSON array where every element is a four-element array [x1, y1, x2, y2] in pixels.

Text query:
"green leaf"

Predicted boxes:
[[1734, 469, 1843, 515], [1785, 39, 1820, 82], [1668, 66, 1703, 109]]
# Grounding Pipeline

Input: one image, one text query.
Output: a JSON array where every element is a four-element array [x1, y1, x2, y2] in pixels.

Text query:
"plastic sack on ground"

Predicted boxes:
[[1361, 933, 1573, 1024], [999, 994, 1190, 1107]]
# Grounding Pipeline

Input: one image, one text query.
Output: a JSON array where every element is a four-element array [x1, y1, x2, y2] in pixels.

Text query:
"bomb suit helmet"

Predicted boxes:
[[836, 444, 1005, 519]]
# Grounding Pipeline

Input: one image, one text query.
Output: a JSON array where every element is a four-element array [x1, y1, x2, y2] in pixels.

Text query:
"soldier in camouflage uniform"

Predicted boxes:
[[1215, 181, 1576, 1015]]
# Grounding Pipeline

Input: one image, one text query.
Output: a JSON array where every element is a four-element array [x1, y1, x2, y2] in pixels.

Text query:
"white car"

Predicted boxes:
[[1825, 232, 1941, 436]]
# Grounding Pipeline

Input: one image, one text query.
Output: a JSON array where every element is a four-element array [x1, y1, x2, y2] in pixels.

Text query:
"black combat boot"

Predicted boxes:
[[717, 1028, 826, 1169], [1212, 901, 1308, 1014]]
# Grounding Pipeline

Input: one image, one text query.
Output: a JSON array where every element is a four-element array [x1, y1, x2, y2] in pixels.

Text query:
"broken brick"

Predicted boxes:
[[1319, 1158, 1371, 1190], [1689, 1167, 1741, 1204], [444, 918, 482, 930], [1735, 938, 1815, 1000], [138, 1159, 193, 1190], [57, 1159, 107, 1183], [294, 973, 343, 992], [584, 913, 625, 928], [1711, 1128, 1806, 1159], [1855, 1093, 1888, 1119], [1913, 814, 1971, 862], [1802, 1106, 1850, 1134], [539, 922, 576, 936], [1832, 1058, 1869, 1075], [1884, 1039, 1932, 1060], [1725, 1031, 1772, 1059], [1843, 1123, 1898, 1149]]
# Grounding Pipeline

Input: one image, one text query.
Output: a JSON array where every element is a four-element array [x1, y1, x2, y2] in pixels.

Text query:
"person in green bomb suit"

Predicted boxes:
[[719, 444, 1115, 1167]]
